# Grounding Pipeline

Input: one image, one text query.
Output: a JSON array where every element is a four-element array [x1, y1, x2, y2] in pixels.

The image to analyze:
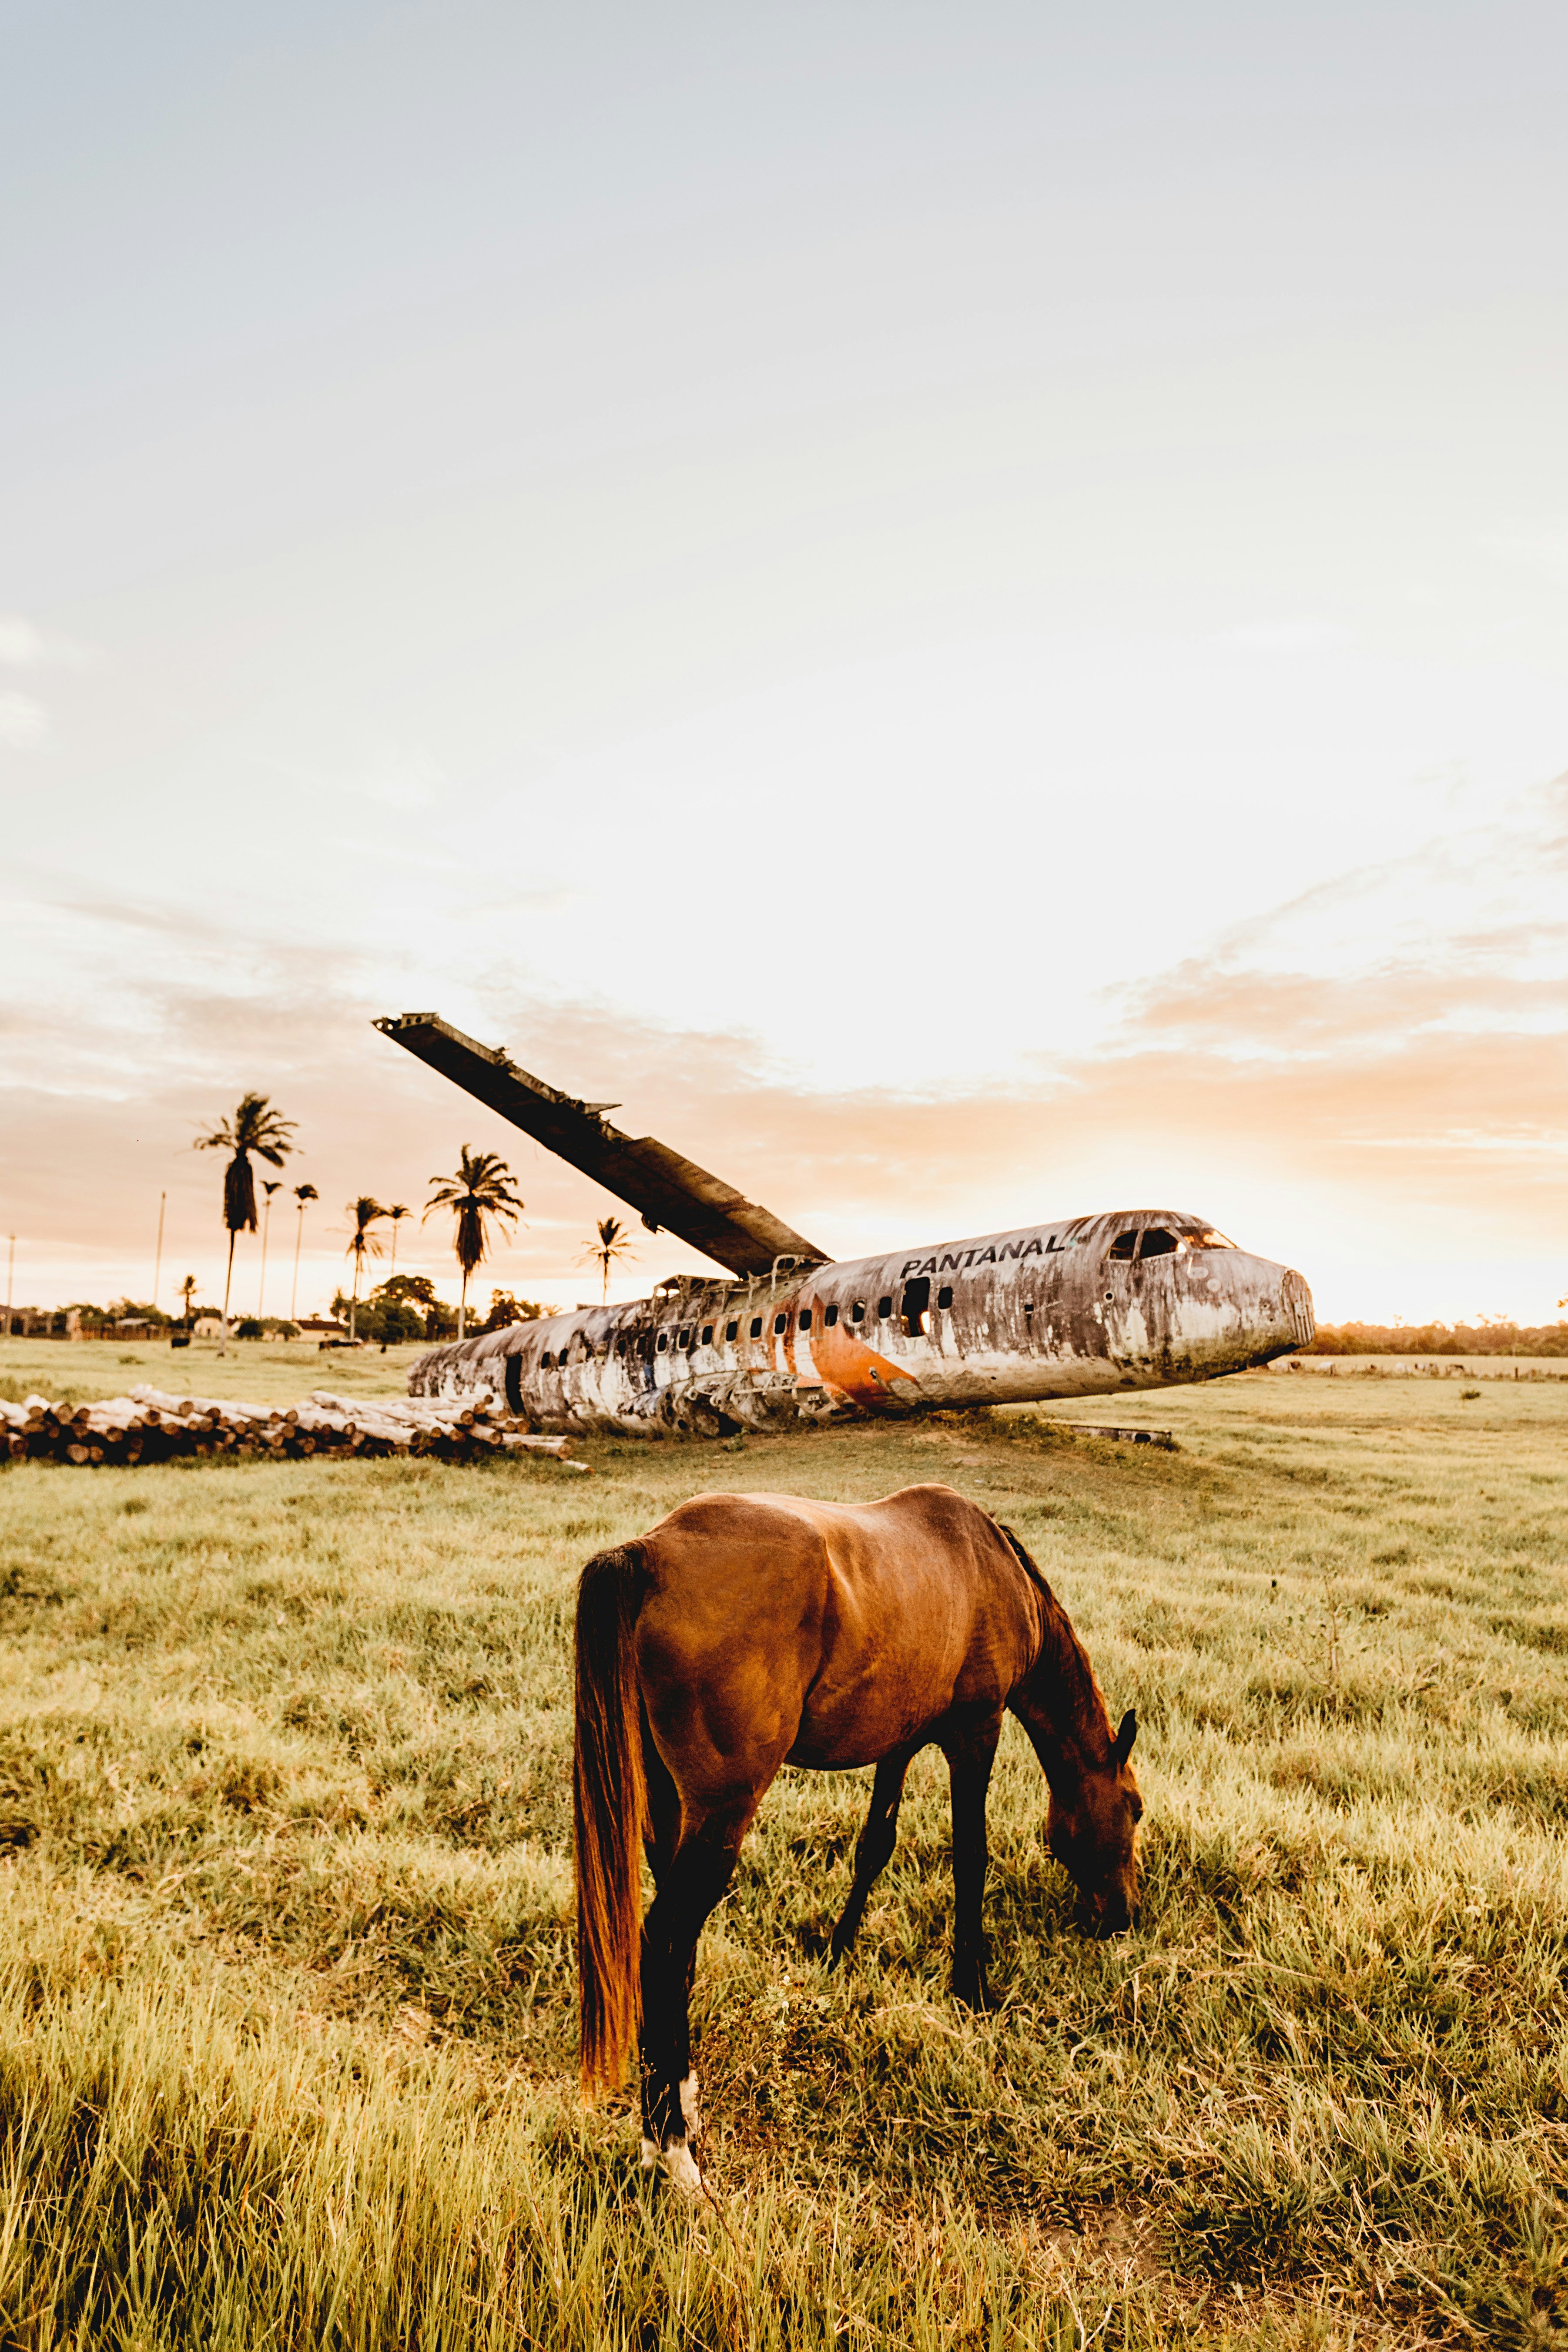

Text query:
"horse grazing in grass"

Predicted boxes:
[[573, 1482, 1142, 2190]]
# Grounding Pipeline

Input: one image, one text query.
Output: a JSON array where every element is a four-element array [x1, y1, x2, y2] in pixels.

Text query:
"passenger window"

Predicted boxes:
[[774, 1312, 787, 1335], [677, 1327, 690, 1347], [541, 1351, 554, 1369], [657, 1332, 669, 1352], [725, 1320, 739, 1342], [937, 1285, 953, 1311], [701, 1324, 714, 1345], [851, 1301, 865, 1323], [1108, 1231, 1138, 1260], [749, 1317, 762, 1339], [1139, 1229, 1177, 1259], [901, 1276, 931, 1336], [877, 1295, 893, 1320], [824, 1303, 839, 1327], [798, 1308, 811, 1331]]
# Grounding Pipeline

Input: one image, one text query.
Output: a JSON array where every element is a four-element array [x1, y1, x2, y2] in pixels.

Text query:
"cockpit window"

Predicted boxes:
[[1139, 1229, 1177, 1259], [1107, 1231, 1138, 1261], [1186, 1228, 1236, 1250]]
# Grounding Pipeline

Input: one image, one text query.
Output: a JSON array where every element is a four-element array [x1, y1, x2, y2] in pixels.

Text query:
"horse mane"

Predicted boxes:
[[992, 1518, 1113, 1762]]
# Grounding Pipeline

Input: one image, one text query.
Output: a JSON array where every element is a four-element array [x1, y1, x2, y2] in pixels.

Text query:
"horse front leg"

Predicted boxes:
[[828, 1744, 918, 1967], [945, 1719, 1001, 2009], [637, 1822, 743, 2192]]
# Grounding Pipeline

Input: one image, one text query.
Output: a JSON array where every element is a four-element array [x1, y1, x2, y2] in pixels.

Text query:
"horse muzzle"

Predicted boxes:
[[1079, 1891, 1138, 1939]]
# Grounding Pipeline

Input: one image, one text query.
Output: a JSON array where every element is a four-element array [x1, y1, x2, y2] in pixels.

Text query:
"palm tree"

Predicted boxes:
[[423, 1147, 524, 1339], [195, 1094, 296, 1354], [290, 1183, 319, 1323], [386, 1203, 412, 1278], [258, 1179, 282, 1319], [177, 1273, 198, 1331], [344, 1197, 388, 1342], [581, 1214, 637, 1304]]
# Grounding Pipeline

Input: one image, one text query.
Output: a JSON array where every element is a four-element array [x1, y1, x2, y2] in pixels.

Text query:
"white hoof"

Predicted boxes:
[[679, 2070, 700, 2134], [640, 2134, 704, 2195]]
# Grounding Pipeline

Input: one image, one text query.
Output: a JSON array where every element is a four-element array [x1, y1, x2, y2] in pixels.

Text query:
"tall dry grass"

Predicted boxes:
[[1, 1344, 1565, 2345]]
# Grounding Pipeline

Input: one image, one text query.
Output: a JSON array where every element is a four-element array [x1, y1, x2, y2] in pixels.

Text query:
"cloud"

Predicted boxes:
[[1485, 525, 1568, 590], [1210, 620, 1353, 652], [3, 757, 1566, 1321], [0, 619, 47, 666], [1119, 941, 1568, 1060], [0, 615, 90, 668], [0, 692, 47, 749], [245, 744, 447, 811]]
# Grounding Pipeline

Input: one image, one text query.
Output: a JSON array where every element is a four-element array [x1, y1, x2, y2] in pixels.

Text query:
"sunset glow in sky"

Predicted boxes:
[[3, 3, 1566, 1327]]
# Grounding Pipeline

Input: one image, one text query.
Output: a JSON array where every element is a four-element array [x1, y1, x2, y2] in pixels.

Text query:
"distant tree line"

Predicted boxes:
[[1309, 1320, 1568, 1357], [6, 1277, 549, 1346], [326, 1277, 547, 1346]]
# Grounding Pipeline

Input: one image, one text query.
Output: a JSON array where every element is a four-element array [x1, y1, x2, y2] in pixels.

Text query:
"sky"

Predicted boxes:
[[3, 0, 1566, 1329]]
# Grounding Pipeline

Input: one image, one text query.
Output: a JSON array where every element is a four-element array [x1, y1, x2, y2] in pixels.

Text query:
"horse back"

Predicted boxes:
[[634, 1483, 1039, 1776]]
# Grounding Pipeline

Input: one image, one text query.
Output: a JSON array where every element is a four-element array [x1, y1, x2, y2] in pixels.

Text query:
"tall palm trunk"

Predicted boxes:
[[291, 1212, 304, 1322], [219, 1230, 237, 1357], [458, 1266, 468, 1341]]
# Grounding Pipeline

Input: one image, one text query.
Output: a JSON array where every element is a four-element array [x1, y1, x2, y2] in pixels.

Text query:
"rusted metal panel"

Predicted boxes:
[[409, 1210, 1315, 1437], [373, 1014, 826, 1278]]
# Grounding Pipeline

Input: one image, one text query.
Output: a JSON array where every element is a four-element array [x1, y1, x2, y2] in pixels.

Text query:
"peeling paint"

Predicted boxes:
[[409, 1212, 1315, 1434]]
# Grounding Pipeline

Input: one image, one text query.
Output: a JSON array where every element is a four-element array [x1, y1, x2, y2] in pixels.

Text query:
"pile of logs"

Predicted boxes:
[[0, 1385, 589, 1470]]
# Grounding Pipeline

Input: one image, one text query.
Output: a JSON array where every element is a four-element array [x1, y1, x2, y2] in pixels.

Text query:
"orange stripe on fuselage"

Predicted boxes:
[[800, 1293, 919, 1410]]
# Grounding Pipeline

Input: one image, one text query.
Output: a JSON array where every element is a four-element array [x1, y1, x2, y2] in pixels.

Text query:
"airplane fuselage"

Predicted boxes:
[[409, 1208, 1315, 1435]]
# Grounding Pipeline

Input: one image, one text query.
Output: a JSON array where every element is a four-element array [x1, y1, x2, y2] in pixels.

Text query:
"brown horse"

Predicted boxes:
[[573, 1481, 1142, 2190]]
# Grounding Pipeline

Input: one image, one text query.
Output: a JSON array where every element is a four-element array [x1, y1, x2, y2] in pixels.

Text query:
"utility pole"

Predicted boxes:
[[258, 1182, 281, 1321], [152, 1192, 166, 1311]]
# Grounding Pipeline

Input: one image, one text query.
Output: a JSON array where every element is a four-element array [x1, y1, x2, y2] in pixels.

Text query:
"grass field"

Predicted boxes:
[[2, 1336, 1566, 2348]]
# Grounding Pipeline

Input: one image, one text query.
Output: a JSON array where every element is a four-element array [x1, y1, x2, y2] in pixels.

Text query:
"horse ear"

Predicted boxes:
[[1111, 1708, 1137, 1768]]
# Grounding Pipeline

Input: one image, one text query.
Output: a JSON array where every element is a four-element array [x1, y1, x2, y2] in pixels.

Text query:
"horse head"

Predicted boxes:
[[1045, 1706, 1142, 1937]]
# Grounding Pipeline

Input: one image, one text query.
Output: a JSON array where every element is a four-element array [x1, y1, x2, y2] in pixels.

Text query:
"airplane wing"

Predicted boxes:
[[374, 1012, 828, 1279]]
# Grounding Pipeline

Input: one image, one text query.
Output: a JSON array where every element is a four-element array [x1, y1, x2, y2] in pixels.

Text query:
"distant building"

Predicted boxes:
[[296, 1317, 349, 1339], [3, 1307, 54, 1337]]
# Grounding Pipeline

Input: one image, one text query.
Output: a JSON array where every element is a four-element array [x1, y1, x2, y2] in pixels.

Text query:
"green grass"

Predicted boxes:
[[2, 1339, 1567, 2347], [0, 1333, 433, 1412]]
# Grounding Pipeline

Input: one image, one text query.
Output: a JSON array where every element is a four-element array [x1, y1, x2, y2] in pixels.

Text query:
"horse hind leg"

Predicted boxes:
[[828, 1746, 916, 1968], [641, 1714, 681, 1887], [638, 1815, 747, 2193]]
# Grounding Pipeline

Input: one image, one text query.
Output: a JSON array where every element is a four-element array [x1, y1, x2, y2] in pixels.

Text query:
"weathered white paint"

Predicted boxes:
[[411, 1210, 1315, 1437]]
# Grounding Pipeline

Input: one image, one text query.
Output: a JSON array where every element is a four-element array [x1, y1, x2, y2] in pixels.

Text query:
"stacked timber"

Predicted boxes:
[[0, 1386, 588, 1469]]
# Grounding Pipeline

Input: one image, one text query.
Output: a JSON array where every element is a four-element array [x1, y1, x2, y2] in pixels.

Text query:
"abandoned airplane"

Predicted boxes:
[[376, 1012, 1316, 1435]]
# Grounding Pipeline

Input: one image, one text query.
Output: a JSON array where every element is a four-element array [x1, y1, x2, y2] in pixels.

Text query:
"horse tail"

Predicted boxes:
[[573, 1541, 650, 2097]]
